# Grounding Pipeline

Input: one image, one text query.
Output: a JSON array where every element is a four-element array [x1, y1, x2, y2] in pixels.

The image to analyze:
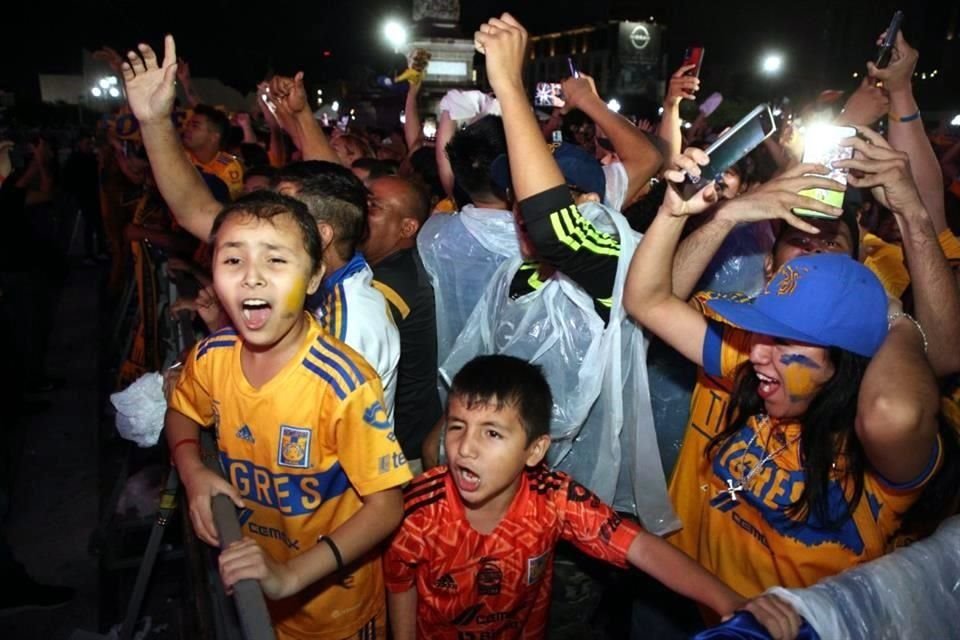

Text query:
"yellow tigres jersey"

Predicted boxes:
[[667, 313, 940, 600], [191, 150, 244, 200], [170, 314, 412, 640]]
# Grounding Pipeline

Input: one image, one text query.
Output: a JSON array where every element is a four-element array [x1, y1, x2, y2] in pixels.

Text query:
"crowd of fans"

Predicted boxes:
[[2, 11, 960, 640]]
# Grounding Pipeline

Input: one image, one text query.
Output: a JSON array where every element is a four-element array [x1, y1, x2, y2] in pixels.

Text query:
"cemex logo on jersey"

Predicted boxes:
[[363, 401, 392, 430]]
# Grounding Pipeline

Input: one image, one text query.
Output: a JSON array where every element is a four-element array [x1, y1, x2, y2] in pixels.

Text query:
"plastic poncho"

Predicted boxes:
[[417, 206, 520, 368], [441, 202, 679, 535]]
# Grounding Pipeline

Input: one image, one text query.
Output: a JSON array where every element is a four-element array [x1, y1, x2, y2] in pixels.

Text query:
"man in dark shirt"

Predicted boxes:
[[363, 175, 442, 470]]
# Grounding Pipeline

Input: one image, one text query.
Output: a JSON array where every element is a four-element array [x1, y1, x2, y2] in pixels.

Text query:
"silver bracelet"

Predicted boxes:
[[887, 312, 928, 353]]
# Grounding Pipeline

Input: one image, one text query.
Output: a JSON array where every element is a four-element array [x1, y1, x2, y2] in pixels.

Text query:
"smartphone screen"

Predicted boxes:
[[534, 82, 564, 108], [422, 117, 438, 141], [682, 46, 705, 78], [681, 104, 776, 200], [794, 124, 856, 218]]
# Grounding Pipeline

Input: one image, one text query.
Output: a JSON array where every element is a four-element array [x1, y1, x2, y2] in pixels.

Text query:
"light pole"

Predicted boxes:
[[760, 53, 785, 76], [382, 19, 408, 54]]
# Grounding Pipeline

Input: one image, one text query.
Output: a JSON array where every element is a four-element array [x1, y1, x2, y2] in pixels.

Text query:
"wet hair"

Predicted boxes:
[[708, 346, 871, 528], [449, 355, 552, 445], [210, 190, 322, 274], [445, 115, 507, 203], [192, 104, 230, 148], [275, 161, 369, 260]]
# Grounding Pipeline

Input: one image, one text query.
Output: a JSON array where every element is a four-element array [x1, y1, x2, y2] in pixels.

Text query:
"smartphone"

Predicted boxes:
[[793, 124, 856, 218], [534, 82, 565, 108], [422, 116, 438, 141], [876, 11, 904, 69], [682, 46, 705, 78], [680, 104, 776, 200]]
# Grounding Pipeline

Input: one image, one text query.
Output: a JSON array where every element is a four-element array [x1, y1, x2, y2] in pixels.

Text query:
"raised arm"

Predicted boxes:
[[671, 163, 842, 300], [475, 14, 563, 200], [838, 126, 960, 376], [657, 65, 699, 160], [270, 72, 339, 164], [623, 151, 719, 365], [868, 31, 947, 233], [176, 57, 201, 108], [402, 80, 425, 154], [122, 36, 221, 240], [562, 72, 662, 204]]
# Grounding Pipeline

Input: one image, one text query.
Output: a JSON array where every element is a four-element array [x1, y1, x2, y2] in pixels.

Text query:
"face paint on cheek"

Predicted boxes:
[[780, 354, 822, 401], [283, 276, 307, 316]]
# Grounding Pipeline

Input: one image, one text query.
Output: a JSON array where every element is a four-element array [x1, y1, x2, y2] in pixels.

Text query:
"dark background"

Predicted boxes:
[[2, 1, 957, 108]]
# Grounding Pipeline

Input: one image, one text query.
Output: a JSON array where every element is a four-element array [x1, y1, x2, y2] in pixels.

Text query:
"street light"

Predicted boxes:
[[607, 98, 621, 113], [382, 19, 408, 53], [760, 52, 784, 76], [108, 87, 120, 98], [91, 87, 103, 97]]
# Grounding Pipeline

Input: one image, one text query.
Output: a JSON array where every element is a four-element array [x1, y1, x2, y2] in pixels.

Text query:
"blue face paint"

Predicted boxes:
[[779, 354, 821, 369]]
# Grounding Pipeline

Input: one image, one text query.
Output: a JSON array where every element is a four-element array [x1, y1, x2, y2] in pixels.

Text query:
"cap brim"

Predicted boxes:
[[704, 298, 827, 347]]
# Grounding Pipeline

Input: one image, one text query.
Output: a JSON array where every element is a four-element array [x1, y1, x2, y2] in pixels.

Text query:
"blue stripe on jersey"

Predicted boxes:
[[197, 340, 236, 360], [300, 358, 347, 400], [337, 283, 348, 341], [210, 326, 238, 338], [307, 346, 357, 394], [221, 454, 351, 516], [316, 335, 366, 386]]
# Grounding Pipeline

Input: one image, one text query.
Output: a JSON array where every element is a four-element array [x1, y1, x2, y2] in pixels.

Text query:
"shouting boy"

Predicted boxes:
[[165, 191, 411, 639]]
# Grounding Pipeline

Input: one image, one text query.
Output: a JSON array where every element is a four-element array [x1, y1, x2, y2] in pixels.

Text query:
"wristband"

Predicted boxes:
[[890, 110, 920, 123], [319, 535, 345, 578], [170, 437, 199, 459], [888, 312, 928, 353]]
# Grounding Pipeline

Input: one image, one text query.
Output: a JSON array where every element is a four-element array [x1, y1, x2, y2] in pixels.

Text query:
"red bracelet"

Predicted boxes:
[[171, 438, 200, 461]]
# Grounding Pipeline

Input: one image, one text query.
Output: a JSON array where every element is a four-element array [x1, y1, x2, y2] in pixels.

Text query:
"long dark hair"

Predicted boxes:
[[708, 346, 872, 528]]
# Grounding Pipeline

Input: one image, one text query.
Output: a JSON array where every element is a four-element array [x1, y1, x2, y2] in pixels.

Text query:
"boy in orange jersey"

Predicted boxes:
[[165, 190, 411, 639], [384, 354, 743, 639]]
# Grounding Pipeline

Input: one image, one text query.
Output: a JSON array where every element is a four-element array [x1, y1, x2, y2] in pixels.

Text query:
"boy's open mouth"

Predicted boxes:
[[241, 299, 273, 330]]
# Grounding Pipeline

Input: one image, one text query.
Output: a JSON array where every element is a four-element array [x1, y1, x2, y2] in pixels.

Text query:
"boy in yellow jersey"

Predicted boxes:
[[183, 104, 244, 199], [165, 190, 411, 639]]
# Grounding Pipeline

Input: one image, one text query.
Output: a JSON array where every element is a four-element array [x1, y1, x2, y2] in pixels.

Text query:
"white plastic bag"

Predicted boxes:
[[111, 372, 166, 447]]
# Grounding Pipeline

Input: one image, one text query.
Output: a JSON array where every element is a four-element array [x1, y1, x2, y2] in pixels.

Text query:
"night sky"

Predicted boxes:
[[3, 1, 957, 107]]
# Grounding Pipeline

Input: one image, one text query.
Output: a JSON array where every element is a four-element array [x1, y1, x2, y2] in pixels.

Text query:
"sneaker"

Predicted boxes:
[[0, 577, 74, 616]]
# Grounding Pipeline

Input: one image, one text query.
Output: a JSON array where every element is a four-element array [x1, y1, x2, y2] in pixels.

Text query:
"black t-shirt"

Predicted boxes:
[[371, 248, 443, 459], [509, 185, 620, 324]]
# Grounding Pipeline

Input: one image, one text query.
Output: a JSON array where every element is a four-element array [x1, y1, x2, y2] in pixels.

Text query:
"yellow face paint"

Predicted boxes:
[[780, 354, 822, 401], [284, 276, 307, 316]]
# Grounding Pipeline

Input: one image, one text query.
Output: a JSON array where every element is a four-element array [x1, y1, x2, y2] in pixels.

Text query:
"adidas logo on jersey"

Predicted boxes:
[[434, 573, 457, 592], [236, 425, 255, 443]]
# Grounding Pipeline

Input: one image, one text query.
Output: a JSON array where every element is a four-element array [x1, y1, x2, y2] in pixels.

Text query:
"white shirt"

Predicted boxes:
[[602, 161, 629, 212], [310, 253, 399, 419]]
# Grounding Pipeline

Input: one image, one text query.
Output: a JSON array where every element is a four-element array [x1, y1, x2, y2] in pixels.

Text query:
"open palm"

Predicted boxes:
[[121, 35, 178, 124]]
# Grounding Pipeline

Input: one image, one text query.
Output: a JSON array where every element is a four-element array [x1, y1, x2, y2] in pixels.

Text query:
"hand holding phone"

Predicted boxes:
[[793, 124, 856, 218], [875, 11, 904, 69], [682, 46, 705, 79], [680, 104, 776, 200]]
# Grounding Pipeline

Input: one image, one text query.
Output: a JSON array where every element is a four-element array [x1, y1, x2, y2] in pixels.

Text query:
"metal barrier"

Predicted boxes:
[[105, 244, 274, 640]]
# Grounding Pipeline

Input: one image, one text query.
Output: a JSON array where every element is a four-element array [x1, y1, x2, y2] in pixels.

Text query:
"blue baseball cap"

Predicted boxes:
[[490, 142, 606, 198], [704, 253, 888, 357]]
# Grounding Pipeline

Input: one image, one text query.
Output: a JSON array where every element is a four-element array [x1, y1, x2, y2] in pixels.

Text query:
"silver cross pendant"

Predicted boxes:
[[724, 479, 743, 502]]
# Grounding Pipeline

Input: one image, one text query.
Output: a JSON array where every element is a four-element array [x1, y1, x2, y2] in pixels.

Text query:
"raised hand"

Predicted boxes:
[[660, 147, 720, 217], [835, 125, 924, 215], [867, 31, 917, 94], [560, 72, 599, 114], [270, 72, 308, 115], [474, 13, 528, 95], [838, 76, 890, 126], [121, 35, 178, 124], [175, 57, 192, 87], [665, 65, 700, 107]]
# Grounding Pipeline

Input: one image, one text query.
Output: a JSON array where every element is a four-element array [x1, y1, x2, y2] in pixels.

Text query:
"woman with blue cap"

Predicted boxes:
[[623, 147, 941, 632]]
